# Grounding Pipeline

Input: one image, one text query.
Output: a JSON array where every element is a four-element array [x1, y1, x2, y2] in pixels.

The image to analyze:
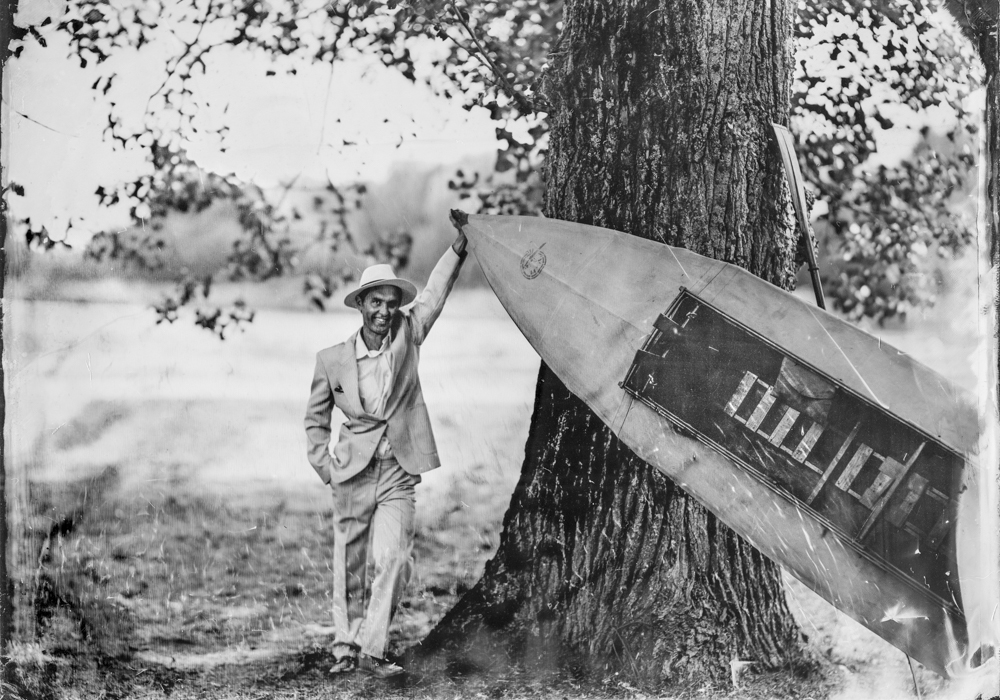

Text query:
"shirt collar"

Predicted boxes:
[[355, 330, 390, 360]]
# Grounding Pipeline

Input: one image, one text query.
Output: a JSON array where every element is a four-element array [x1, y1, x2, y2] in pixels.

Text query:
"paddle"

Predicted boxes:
[[772, 123, 827, 310]]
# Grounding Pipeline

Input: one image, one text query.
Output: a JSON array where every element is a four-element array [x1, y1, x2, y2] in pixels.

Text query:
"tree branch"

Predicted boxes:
[[446, 1, 534, 114], [0, 97, 77, 136]]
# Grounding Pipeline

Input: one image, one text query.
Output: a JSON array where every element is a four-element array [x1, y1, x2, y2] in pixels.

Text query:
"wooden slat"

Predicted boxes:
[[768, 407, 800, 446], [858, 442, 927, 539], [887, 473, 929, 528], [928, 507, 954, 550], [792, 422, 824, 462], [860, 457, 907, 508], [806, 423, 861, 505], [724, 371, 757, 416], [745, 387, 776, 431], [835, 444, 874, 492]]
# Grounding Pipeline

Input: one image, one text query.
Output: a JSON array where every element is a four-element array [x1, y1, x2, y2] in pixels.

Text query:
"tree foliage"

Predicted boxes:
[[2, 0, 983, 327], [793, 0, 981, 321]]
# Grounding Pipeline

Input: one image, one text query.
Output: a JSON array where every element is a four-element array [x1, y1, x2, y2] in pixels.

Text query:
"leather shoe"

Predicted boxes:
[[328, 655, 357, 674], [358, 654, 405, 678]]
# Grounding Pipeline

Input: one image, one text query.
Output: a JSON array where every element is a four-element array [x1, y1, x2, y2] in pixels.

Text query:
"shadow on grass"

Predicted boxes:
[[11, 484, 841, 700], [5, 621, 840, 700]]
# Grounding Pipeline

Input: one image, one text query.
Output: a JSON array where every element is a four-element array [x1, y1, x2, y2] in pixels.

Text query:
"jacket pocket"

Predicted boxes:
[[332, 431, 352, 470]]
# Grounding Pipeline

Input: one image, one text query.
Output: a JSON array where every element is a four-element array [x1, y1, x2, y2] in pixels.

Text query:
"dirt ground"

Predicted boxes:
[[3, 281, 994, 699]]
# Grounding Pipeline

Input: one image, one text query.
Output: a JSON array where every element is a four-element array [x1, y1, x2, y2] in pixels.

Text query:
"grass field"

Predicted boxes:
[[3, 275, 992, 698]]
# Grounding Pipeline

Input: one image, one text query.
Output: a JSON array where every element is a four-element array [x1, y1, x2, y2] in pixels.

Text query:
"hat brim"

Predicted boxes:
[[344, 278, 418, 310]]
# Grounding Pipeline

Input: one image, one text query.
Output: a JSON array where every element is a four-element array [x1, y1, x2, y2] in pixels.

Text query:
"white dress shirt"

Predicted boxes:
[[355, 331, 395, 458]]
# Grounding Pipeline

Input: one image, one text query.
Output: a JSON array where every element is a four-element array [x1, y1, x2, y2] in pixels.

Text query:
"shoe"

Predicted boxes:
[[329, 655, 357, 674], [358, 654, 405, 678]]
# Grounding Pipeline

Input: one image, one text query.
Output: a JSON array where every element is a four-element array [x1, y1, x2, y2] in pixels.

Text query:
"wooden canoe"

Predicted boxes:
[[460, 214, 984, 677]]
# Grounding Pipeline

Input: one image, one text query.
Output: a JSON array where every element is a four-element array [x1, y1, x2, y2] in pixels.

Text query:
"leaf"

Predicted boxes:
[[873, 112, 894, 130]]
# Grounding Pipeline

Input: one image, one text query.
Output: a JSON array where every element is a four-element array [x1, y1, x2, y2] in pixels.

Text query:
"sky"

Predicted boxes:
[[2, 0, 499, 246]]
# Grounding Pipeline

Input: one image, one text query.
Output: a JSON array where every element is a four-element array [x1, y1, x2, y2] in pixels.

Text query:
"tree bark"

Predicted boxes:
[[412, 0, 806, 688]]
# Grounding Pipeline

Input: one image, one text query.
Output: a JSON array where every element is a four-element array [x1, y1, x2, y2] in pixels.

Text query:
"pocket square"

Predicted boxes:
[[334, 386, 344, 394]]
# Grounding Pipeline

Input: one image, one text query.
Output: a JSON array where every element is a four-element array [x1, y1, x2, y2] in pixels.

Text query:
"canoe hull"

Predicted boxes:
[[463, 214, 979, 677]]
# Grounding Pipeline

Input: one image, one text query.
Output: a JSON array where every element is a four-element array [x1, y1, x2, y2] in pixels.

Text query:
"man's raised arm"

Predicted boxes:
[[403, 225, 468, 346]]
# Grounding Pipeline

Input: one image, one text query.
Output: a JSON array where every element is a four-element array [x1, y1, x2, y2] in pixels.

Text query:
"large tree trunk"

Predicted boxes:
[[412, 0, 806, 687]]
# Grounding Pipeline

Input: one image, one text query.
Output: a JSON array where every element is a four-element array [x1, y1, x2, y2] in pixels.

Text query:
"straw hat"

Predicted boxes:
[[343, 264, 418, 309]]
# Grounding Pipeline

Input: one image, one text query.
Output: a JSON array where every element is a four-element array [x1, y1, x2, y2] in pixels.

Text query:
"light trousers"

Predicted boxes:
[[330, 454, 418, 659]]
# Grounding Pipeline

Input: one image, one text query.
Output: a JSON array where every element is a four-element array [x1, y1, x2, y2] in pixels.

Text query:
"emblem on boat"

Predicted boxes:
[[520, 245, 547, 279]]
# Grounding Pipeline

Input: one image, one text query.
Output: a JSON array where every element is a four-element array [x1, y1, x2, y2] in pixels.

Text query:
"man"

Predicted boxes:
[[304, 222, 468, 678]]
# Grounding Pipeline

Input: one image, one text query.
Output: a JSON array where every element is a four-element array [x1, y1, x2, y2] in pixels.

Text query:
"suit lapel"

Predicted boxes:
[[383, 318, 411, 417], [340, 330, 365, 417]]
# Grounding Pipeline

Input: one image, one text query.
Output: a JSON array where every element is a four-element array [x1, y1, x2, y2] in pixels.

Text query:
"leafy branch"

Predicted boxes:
[[443, 0, 535, 114]]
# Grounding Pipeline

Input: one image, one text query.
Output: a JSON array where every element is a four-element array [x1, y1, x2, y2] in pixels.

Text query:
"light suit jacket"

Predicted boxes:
[[304, 248, 466, 484]]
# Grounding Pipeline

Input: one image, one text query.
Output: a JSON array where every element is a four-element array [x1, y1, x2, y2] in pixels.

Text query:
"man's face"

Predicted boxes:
[[359, 285, 401, 339]]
